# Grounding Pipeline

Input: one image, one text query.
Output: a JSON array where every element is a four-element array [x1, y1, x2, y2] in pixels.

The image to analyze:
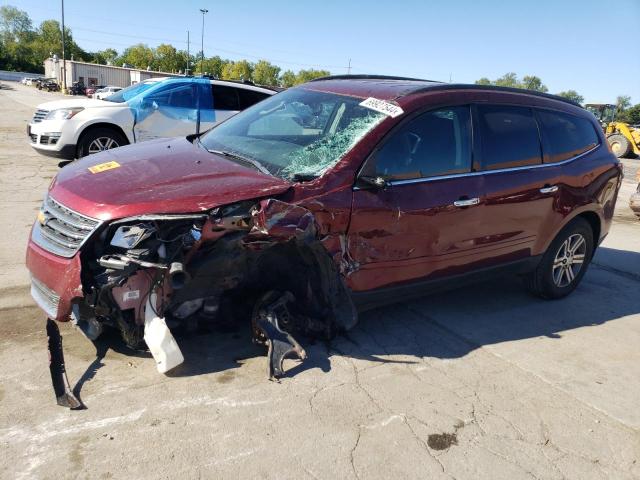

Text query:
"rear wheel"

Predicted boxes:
[[608, 134, 631, 158], [525, 218, 594, 299], [76, 127, 127, 158]]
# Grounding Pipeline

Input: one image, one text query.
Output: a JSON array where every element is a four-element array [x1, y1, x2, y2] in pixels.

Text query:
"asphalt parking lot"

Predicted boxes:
[[0, 82, 639, 480]]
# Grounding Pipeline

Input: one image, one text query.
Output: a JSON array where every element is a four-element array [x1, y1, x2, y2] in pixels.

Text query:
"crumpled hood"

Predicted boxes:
[[36, 98, 125, 111], [49, 137, 292, 220]]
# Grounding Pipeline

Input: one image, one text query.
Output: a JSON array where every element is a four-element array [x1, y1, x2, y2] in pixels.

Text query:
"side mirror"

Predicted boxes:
[[357, 175, 390, 191]]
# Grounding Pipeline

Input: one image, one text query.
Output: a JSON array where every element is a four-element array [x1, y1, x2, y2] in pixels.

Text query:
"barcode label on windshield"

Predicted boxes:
[[359, 97, 404, 118]]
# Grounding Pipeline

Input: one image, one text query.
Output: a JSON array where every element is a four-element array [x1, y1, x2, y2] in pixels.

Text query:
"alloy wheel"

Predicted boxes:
[[552, 233, 587, 287], [88, 137, 119, 154]]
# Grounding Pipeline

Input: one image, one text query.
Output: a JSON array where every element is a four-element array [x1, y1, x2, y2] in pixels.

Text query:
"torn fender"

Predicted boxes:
[[247, 199, 358, 331], [249, 199, 317, 243]]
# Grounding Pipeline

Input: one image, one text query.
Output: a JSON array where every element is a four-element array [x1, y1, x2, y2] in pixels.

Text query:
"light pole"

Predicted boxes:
[[199, 8, 208, 75], [61, 0, 67, 93]]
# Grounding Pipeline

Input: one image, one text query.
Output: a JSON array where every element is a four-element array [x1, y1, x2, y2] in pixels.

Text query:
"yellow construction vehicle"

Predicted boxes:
[[585, 104, 640, 158]]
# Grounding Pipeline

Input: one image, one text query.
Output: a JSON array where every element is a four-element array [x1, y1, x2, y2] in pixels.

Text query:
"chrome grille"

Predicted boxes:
[[32, 195, 101, 258], [32, 109, 49, 123], [31, 277, 60, 318]]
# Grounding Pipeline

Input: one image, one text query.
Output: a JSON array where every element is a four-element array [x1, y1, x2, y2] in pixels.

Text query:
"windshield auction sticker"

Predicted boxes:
[[359, 97, 404, 118], [88, 161, 121, 174]]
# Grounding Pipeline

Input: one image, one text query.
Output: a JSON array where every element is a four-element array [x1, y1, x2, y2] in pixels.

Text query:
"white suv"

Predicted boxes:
[[28, 77, 276, 160], [93, 86, 123, 100]]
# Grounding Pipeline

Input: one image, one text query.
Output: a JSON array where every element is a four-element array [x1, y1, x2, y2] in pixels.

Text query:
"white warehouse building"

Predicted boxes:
[[44, 57, 183, 88]]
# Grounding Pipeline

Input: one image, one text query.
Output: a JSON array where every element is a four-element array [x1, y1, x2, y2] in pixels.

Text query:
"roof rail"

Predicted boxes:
[[310, 74, 441, 83], [307, 75, 581, 108], [408, 83, 583, 107]]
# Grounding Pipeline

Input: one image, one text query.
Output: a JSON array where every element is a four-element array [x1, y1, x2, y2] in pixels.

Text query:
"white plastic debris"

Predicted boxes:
[[144, 292, 184, 373]]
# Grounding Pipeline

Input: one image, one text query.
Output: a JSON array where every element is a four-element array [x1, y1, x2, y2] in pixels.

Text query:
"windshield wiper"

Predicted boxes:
[[207, 149, 271, 176]]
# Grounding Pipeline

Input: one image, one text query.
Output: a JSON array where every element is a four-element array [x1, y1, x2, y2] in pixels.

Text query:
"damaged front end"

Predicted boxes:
[[32, 197, 356, 407]]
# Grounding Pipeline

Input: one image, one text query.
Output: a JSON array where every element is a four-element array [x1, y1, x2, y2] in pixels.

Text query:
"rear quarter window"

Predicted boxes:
[[536, 110, 599, 163], [477, 105, 542, 170], [238, 89, 270, 109], [213, 86, 240, 111]]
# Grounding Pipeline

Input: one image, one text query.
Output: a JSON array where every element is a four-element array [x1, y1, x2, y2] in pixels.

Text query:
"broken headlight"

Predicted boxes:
[[110, 223, 156, 249]]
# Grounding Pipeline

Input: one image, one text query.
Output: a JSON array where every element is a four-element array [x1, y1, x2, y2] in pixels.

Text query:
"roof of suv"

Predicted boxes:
[[307, 74, 582, 108]]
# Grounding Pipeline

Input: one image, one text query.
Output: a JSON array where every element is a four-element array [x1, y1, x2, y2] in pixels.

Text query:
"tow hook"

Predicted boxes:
[[46, 319, 82, 409], [252, 291, 307, 379]]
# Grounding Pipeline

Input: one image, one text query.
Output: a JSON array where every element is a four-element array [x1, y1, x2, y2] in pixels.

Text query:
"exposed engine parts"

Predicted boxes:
[[47, 200, 357, 408]]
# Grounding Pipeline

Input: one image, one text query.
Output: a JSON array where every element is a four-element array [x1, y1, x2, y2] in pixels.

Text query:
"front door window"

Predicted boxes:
[[370, 106, 472, 180]]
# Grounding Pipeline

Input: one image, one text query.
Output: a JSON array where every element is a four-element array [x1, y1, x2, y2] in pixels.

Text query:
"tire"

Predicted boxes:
[[525, 217, 594, 299], [76, 127, 128, 159], [607, 134, 631, 158]]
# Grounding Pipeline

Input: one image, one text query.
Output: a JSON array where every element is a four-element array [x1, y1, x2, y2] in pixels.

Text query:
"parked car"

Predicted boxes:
[[27, 77, 276, 159], [35, 78, 57, 90], [25, 75, 622, 408], [22, 77, 38, 85], [42, 79, 60, 92], [93, 86, 123, 100], [84, 84, 106, 97], [630, 170, 640, 218], [68, 81, 85, 96]]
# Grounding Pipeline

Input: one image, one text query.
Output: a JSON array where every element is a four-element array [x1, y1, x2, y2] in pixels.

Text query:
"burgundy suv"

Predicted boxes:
[[26, 75, 622, 407]]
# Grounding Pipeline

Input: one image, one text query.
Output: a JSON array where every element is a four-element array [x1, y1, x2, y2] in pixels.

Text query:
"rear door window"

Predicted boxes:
[[238, 89, 270, 109], [212, 85, 240, 111], [536, 110, 599, 163], [146, 83, 196, 109], [373, 106, 472, 180], [477, 105, 542, 170]]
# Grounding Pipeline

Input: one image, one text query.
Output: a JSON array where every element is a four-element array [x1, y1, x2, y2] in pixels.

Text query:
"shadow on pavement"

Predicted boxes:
[[71, 247, 640, 401]]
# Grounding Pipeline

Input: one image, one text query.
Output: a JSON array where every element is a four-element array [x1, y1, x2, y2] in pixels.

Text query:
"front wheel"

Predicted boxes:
[[525, 218, 594, 299], [76, 127, 128, 158]]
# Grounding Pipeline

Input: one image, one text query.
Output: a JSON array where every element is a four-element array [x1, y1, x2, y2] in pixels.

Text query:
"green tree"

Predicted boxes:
[[556, 90, 584, 104], [92, 48, 118, 65], [252, 59, 280, 86], [0, 5, 32, 41], [521, 75, 548, 92], [474, 73, 551, 92], [616, 95, 631, 112], [493, 72, 519, 88], [29, 20, 89, 65], [155, 43, 186, 72], [295, 69, 330, 84], [279, 70, 297, 87], [475, 77, 492, 85], [119, 43, 155, 69], [624, 104, 640, 124], [200, 55, 226, 77], [221, 60, 253, 81], [0, 5, 36, 71], [615, 95, 632, 121]]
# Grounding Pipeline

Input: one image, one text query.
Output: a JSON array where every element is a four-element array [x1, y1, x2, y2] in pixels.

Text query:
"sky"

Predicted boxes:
[[6, 0, 640, 104]]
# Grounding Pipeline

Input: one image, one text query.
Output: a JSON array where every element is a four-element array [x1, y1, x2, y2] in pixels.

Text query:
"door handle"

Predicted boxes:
[[453, 197, 480, 207], [540, 185, 559, 194]]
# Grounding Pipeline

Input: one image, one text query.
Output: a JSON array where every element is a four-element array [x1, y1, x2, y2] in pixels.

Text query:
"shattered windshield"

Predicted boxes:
[[200, 88, 386, 180]]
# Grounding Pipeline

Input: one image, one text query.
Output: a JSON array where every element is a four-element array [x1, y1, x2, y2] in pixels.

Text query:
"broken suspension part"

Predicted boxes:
[[252, 291, 307, 379], [46, 319, 82, 409]]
